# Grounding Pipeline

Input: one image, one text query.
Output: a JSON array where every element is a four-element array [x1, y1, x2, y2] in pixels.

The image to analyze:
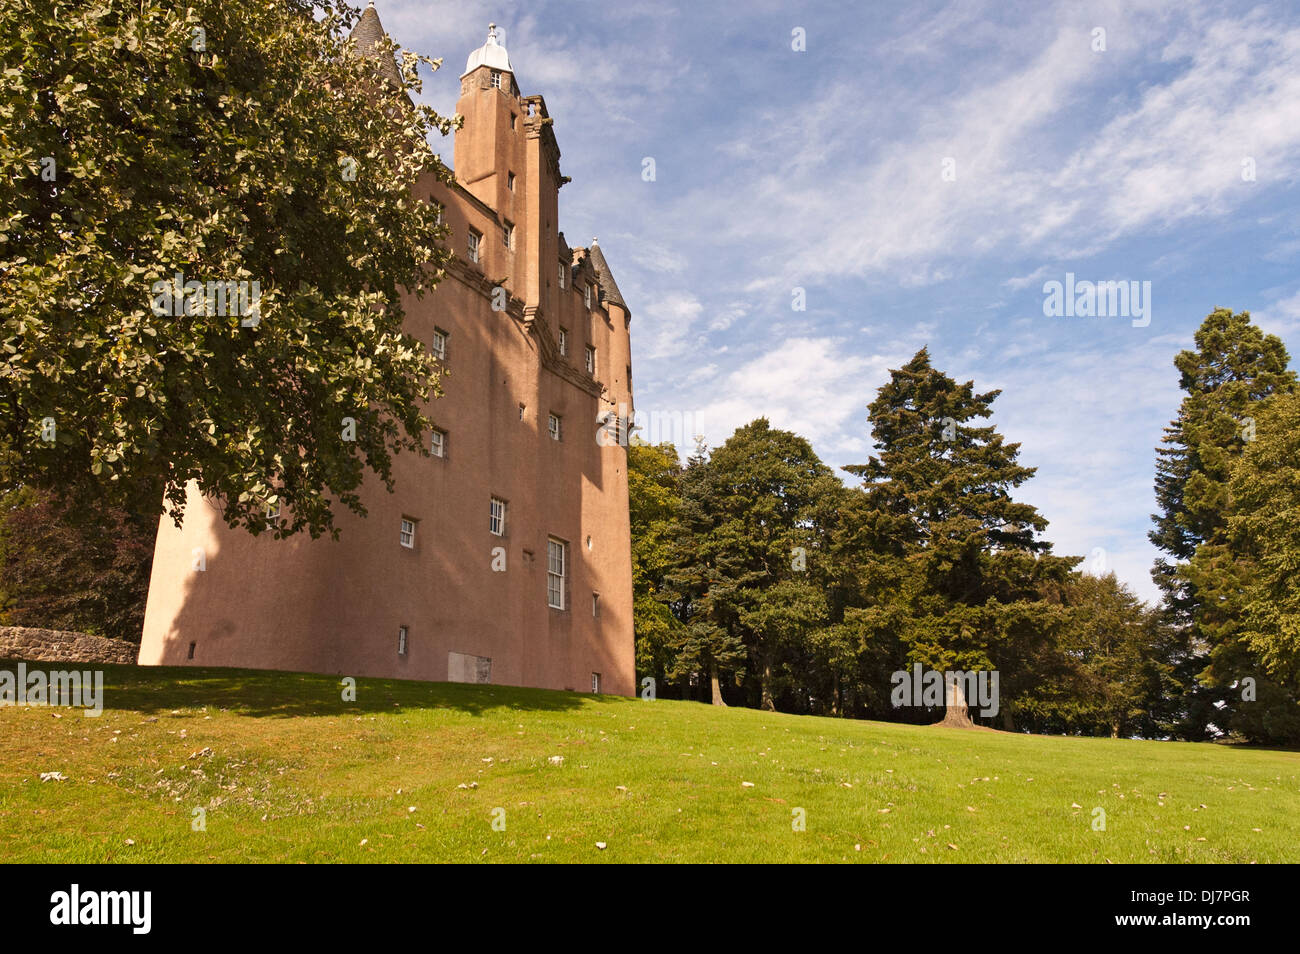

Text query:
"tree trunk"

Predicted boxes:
[[709, 661, 726, 707], [760, 660, 775, 712], [936, 672, 976, 728], [832, 673, 841, 717], [1001, 708, 1015, 732], [1110, 720, 1121, 739]]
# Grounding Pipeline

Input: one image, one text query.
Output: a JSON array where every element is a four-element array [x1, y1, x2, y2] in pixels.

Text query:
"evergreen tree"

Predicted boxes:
[[1149, 308, 1295, 739], [664, 421, 839, 709], [847, 349, 1077, 726], [627, 440, 684, 694]]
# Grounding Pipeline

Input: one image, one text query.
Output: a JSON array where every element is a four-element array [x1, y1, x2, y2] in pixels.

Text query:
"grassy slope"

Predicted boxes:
[[1, 662, 1297, 863]]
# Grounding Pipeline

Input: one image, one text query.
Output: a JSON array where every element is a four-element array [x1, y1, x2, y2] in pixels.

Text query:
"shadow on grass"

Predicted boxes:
[[0, 659, 591, 719]]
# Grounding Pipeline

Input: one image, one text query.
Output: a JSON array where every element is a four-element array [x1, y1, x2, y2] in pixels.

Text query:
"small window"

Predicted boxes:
[[503, 221, 513, 249], [490, 497, 507, 536], [585, 345, 595, 375], [627, 365, 632, 390], [509, 113, 516, 129], [519, 403, 526, 420], [265, 502, 280, 529], [430, 428, 446, 458], [592, 592, 600, 618], [491, 70, 501, 89], [400, 517, 416, 549], [507, 172, 516, 192], [584, 283, 592, 308], [558, 262, 566, 289], [558, 328, 568, 356], [398, 626, 409, 656], [467, 229, 481, 263], [431, 328, 447, 360], [547, 538, 567, 610], [548, 413, 562, 441], [591, 672, 601, 694], [432, 201, 444, 227]]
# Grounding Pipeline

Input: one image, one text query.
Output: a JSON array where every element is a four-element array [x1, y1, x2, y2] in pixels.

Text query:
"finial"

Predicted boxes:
[[488, 23, 498, 43], [591, 236, 599, 246], [367, 1, 374, 6]]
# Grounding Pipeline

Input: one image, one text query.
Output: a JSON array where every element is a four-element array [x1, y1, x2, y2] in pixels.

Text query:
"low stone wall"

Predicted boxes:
[[0, 626, 138, 665]]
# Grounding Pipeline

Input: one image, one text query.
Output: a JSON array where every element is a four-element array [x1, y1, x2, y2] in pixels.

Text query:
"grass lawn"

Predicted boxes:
[[1, 661, 1297, 863]]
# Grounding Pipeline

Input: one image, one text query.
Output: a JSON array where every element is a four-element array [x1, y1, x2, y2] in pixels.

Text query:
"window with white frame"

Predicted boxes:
[[503, 221, 514, 249], [584, 282, 592, 308], [432, 202, 444, 227], [548, 413, 561, 441], [265, 502, 280, 529], [547, 538, 567, 609], [591, 672, 601, 693], [558, 327, 568, 356], [431, 328, 447, 360], [398, 625, 409, 656], [558, 262, 566, 289], [400, 517, 416, 548], [585, 345, 595, 375], [592, 592, 600, 618], [490, 497, 507, 536], [467, 229, 481, 263], [490, 70, 501, 89], [430, 428, 446, 458]]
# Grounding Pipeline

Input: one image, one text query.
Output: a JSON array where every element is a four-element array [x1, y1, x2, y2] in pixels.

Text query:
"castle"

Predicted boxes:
[[137, 7, 636, 696]]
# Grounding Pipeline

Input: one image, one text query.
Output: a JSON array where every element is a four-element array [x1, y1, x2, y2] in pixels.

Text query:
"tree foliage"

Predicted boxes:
[[1, 0, 456, 536]]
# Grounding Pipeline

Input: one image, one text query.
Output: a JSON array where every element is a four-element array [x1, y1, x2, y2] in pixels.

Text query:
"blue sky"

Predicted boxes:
[[377, 0, 1300, 603]]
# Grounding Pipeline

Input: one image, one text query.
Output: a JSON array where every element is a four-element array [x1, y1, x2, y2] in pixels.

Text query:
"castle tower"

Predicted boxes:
[[137, 10, 637, 697]]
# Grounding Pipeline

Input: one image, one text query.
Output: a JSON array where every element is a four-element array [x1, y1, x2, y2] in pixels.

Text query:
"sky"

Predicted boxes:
[[374, 0, 1300, 604]]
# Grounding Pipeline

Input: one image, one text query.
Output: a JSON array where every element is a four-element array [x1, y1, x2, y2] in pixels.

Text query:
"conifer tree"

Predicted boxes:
[[1149, 309, 1295, 738], [847, 349, 1076, 726]]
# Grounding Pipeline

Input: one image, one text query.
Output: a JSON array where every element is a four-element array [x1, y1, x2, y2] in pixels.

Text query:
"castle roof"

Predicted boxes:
[[587, 239, 627, 312], [462, 24, 513, 78], [349, 2, 402, 87]]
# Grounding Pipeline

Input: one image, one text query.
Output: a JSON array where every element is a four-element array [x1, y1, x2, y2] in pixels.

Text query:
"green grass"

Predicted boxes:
[[1, 661, 1297, 863]]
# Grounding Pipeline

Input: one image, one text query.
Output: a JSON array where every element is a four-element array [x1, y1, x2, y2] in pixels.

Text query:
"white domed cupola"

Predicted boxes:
[[462, 23, 513, 79]]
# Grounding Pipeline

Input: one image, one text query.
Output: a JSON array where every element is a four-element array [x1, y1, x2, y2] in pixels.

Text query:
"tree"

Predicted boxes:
[[1016, 573, 1177, 738], [1, 0, 456, 536], [0, 487, 156, 641], [1215, 389, 1300, 744], [1149, 309, 1296, 739], [846, 348, 1077, 727], [663, 422, 839, 709], [627, 440, 684, 693]]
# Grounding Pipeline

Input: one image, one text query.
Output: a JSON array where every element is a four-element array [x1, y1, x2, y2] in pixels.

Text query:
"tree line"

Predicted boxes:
[[631, 310, 1300, 744]]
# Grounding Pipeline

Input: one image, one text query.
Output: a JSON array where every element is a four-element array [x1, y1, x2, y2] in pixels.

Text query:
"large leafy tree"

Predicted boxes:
[[1, 0, 456, 536], [846, 348, 1077, 727], [1149, 309, 1295, 738], [664, 422, 840, 709]]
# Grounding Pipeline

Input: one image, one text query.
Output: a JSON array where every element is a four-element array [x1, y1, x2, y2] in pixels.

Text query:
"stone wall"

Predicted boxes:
[[0, 626, 138, 665]]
